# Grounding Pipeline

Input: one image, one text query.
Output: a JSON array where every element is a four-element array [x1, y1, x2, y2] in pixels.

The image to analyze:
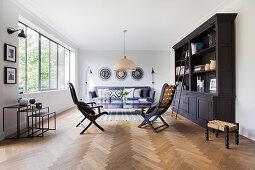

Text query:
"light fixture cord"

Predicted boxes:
[[123, 30, 127, 56]]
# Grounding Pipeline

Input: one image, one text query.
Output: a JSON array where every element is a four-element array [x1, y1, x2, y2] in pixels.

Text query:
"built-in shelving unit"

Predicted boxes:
[[172, 13, 237, 127]]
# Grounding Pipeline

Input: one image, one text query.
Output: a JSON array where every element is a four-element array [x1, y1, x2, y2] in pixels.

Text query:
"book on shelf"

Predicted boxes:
[[191, 43, 204, 55], [176, 66, 189, 75], [194, 65, 205, 72]]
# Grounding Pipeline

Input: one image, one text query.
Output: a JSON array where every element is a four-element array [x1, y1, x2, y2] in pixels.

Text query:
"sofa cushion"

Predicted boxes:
[[108, 90, 121, 98], [126, 88, 135, 98], [90, 91, 97, 98], [141, 89, 149, 97], [98, 89, 108, 98], [134, 89, 142, 98]]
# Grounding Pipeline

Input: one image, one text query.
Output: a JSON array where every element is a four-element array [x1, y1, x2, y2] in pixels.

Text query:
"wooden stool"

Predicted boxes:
[[205, 120, 239, 149]]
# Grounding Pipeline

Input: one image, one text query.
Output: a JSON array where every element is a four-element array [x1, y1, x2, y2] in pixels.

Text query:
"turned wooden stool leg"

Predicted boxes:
[[215, 130, 219, 138], [235, 123, 239, 145], [225, 125, 229, 149], [205, 120, 209, 141]]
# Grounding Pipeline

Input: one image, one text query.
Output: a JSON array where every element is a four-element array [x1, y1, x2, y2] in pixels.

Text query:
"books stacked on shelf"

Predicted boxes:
[[176, 66, 189, 75], [194, 65, 205, 72], [185, 68, 190, 74], [191, 43, 204, 55]]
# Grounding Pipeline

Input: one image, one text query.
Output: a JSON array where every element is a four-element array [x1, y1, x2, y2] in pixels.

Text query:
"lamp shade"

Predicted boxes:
[[18, 29, 26, 38], [113, 56, 136, 72]]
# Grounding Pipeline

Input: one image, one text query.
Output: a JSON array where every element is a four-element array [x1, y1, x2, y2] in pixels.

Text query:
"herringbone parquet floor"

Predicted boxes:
[[1, 107, 255, 170]]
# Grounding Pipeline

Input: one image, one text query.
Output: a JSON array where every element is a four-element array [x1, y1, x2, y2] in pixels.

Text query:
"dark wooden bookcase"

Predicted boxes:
[[172, 13, 237, 127]]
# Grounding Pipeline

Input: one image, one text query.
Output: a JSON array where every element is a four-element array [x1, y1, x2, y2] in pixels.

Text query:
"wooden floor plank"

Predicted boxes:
[[0, 107, 255, 170]]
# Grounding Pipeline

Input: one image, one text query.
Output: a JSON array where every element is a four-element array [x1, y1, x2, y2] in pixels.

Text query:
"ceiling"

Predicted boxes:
[[15, 0, 224, 50]]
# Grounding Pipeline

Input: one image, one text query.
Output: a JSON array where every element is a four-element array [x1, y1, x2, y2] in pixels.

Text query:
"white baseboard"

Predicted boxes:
[[0, 132, 5, 141]]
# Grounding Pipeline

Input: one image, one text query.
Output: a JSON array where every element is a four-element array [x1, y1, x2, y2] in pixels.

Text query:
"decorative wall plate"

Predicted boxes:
[[115, 71, 127, 81], [99, 67, 111, 80], [131, 67, 144, 80]]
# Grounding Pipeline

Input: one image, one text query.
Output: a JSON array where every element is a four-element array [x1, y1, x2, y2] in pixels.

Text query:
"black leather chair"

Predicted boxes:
[[136, 83, 176, 133], [68, 82, 108, 134]]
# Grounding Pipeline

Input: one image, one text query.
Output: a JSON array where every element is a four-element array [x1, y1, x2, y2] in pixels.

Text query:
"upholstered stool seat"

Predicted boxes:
[[205, 120, 239, 149]]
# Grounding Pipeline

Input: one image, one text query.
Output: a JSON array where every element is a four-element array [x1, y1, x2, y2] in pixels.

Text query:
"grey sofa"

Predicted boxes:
[[89, 86, 155, 104]]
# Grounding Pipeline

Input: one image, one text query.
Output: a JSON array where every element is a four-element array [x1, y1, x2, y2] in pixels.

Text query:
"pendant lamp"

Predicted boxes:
[[113, 30, 136, 72]]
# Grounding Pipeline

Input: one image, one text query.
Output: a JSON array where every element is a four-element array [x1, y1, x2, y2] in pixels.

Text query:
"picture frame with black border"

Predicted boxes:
[[4, 67, 17, 84], [209, 78, 216, 93], [4, 43, 16, 63]]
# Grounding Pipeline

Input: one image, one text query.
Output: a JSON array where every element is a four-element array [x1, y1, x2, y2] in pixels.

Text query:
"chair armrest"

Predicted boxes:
[[89, 106, 103, 109], [149, 90, 155, 102], [87, 102, 96, 106], [89, 105, 103, 114]]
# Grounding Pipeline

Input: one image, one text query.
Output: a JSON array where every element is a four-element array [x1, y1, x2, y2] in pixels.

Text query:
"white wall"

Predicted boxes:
[[0, 0, 79, 140], [171, 0, 255, 141], [79, 50, 173, 101]]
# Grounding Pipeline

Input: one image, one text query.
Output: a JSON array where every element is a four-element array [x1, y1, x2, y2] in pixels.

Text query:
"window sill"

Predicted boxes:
[[19, 88, 69, 95]]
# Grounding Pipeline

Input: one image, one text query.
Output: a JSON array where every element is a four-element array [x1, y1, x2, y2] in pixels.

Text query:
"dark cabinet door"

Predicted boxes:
[[197, 96, 213, 125], [188, 95, 197, 118]]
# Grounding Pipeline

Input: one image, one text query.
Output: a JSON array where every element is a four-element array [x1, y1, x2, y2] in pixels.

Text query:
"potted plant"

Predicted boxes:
[[119, 88, 130, 103]]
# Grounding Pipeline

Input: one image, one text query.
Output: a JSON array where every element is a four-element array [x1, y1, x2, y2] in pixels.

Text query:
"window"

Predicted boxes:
[[18, 22, 71, 93], [41, 36, 50, 90]]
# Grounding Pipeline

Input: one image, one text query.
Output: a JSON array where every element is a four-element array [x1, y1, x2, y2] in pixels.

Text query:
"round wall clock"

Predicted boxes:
[[99, 67, 111, 80], [131, 67, 144, 80], [115, 71, 127, 81]]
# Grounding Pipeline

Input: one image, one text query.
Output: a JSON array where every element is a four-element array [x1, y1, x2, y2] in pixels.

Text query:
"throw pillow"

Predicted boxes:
[[126, 88, 135, 98], [98, 89, 108, 98], [78, 101, 95, 115], [108, 90, 121, 98], [134, 89, 142, 98], [141, 89, 149, 97]]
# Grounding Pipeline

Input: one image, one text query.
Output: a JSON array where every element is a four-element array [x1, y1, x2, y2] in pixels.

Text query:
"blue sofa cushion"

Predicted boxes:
[[141, 89, 149, 97], [90, 91, 97, 98]]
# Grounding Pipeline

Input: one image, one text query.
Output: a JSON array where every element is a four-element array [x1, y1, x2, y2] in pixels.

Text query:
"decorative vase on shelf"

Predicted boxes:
[[205, 64, 210, 71], [122, 95, 127, 103], [210, 60, 216, 70], [18, 97, 29, 106], [29, 98, 36, 104]]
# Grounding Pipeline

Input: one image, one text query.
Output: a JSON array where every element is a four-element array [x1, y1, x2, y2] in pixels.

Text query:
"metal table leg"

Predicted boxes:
[[3, 108, 5, 132], [17, 108, 20, 138]]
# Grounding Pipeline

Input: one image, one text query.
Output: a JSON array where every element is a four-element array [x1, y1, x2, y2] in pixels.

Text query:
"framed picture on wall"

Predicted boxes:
[[4, 43, 16, 62], [4, 67, 17, 84], [210, 78, 216, 91]]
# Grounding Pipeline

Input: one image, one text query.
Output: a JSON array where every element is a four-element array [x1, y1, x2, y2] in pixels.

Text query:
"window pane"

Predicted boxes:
[[27, 27, 39, 92], [65, 49, 70, 87], [50, 41, 57, 89], [41, 36, 49, 90], [58, 45, 65, 89], [18, 23, 26, 93]]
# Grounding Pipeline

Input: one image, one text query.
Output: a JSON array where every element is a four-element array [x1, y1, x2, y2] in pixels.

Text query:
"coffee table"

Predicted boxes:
[[96, 99, 151, 109]]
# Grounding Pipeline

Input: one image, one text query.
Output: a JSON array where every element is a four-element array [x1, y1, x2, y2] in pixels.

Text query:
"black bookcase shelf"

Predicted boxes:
[[191, 46, 216, 57], [172, 13, 237, 127], [192, 69, 216, 74]]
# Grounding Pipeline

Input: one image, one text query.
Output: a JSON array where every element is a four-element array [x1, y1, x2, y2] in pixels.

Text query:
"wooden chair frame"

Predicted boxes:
[[68, 83, 108, 134], [137, 83, 176, 133]]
